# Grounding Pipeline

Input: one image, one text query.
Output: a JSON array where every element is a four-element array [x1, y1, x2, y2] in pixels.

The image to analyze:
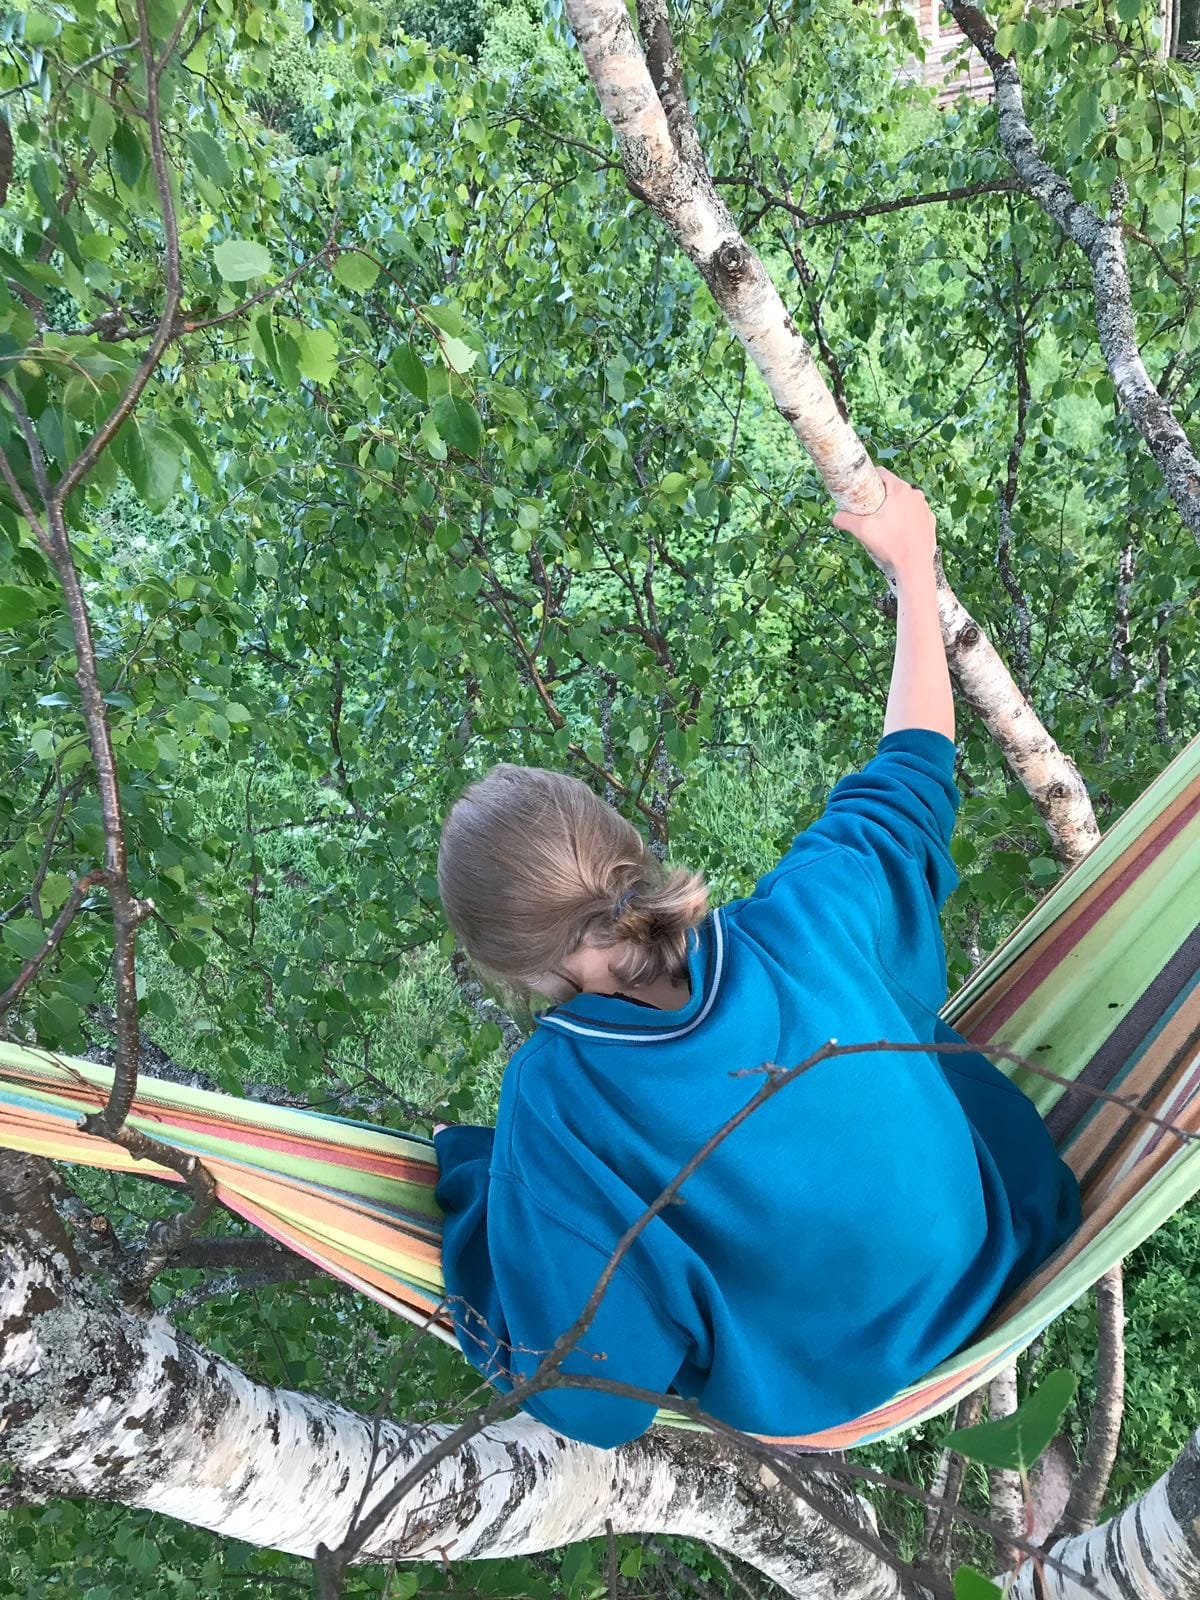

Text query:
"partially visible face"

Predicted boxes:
[[530, 937, 617, 1004]]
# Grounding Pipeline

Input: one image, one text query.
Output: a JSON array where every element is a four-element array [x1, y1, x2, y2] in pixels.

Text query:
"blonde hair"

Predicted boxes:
[[437, 764, 709, 1005]]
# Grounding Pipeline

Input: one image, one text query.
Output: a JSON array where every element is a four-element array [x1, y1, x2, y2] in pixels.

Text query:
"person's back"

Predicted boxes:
[[433, 472, 1081, 1448]]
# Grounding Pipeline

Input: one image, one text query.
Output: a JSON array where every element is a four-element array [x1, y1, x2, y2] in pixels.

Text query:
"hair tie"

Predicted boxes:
[[610, 888, 634, 922]]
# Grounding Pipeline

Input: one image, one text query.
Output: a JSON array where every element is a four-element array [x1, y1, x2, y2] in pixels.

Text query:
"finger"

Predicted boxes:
[[831, 511, 863, 535]]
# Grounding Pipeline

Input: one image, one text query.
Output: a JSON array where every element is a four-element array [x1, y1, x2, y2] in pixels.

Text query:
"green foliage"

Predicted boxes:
[[386, 0, 485, 58], [0, 0, 1198, 1588], [953, 1568, 1004, 1600], [944, 1370, 1078, 1474]]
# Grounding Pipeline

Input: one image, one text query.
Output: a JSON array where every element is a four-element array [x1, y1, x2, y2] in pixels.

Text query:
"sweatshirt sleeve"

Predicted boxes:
[[751, 728, 961, 1008], [434, 1143, 690, 1449], [432, 1122, 497, 1357]]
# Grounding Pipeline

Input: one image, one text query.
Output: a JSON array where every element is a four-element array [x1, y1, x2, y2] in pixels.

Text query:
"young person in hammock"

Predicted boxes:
[[431, 468, 1081, 1450]]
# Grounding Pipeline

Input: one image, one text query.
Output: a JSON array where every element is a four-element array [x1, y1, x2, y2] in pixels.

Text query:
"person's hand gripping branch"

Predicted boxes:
[[832, 467, 954, 743]]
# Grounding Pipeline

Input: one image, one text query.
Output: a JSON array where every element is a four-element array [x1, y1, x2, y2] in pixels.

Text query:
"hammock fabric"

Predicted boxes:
[[2, 734, 1199, 1451]]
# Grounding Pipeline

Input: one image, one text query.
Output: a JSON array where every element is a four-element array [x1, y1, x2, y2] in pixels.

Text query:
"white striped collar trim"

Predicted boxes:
[[537, 910, 726, 1044]]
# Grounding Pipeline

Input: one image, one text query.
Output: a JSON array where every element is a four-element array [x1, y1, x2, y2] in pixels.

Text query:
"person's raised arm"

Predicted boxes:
[[832, 467, 954, 743]]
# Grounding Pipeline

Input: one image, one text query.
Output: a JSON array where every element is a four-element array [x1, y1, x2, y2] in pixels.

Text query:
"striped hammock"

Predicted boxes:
[[2, 732, 1199, 1451]]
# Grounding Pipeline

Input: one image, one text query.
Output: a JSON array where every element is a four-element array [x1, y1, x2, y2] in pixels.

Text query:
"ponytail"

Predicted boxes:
[[438, 765, 710, 1002]]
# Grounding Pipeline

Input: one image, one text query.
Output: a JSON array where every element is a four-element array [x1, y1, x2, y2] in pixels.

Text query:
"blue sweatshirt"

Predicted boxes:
[[433, 729, 1081, 1449]]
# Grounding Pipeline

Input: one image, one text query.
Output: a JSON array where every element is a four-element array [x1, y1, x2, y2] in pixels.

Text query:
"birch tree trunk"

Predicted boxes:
[[4, 1165, 1200, 1600], [561, 0, 1100, 866], [0, 1187, 897, 1600], [1006, 1431, 1200, 1600]]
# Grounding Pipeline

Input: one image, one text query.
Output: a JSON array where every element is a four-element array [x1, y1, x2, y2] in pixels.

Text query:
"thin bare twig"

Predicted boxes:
[[713, 174, 1023, 229], [0, 871, 105, 1016]]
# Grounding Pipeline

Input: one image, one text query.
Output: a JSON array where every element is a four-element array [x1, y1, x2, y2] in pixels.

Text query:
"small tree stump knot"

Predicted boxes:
[[715, 240, 747, 279]]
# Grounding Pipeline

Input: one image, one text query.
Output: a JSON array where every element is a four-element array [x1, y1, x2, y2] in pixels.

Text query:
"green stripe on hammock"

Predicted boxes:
[[3, 732, 1199, 1450]]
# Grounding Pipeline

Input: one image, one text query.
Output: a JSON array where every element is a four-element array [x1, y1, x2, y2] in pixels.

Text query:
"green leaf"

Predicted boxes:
[[1029, 855, 1059, 885], [185, 128, 231, 187], [431, 393, 482, 457], [38, 872, 71, 913], [250, 311, 281, 376], [419, 412, 447, 461], [88, 99, 116, 151], [169, 938, 208, 971], [118, 419, 183, 511], [439, 333, 477, 373], [391, 342, 427, 400], [296, 327, 338, 385], [333, 252, 380, 293], [0, 583, 43, 627], [23, 9, 60, 44], [112, 122, 144, 188], [1150, 196, 1177, 238], [2, 916, 47, 959], [424, 301, 466, 337], [167, 413, 214, 490], [214, 239, 273, 282], [29, 158, 57, 221], [275, 330, 301, 389], [129, 1537, 160, 1575], [605, 355, 627, 401], [945, 1370, 1078, 1473], [953, 1567, 1004, 1600]]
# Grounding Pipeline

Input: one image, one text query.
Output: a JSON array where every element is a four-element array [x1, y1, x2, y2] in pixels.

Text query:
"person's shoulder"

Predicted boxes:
[[505, 1024, 564, 1081], [496, 1027, 560, 1103], [720, 829, 857, 922]]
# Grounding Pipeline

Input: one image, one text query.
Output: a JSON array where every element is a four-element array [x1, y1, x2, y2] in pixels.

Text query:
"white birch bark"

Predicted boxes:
[[985, 1365, 1023, 1568], [946, 0, 1200, 543], [1007, 1431, 1200, 1600], [5, 1212, 1200, 1600], [562, 0, 1100, 865], [0, 1219, 898, 1600], [564, 0, 877, 511]]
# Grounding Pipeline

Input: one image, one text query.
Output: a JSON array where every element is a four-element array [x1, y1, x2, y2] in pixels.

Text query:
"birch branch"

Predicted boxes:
[[4, 1200, 1199, 1600], [986, 1366, 1024, 1570], [561, 0, 1100, 865], [565, 0, 877, 509], [946, 0, 1200, 543], [1055, 1264, 1126, 1537], [0, 1204, 900, 1600]]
